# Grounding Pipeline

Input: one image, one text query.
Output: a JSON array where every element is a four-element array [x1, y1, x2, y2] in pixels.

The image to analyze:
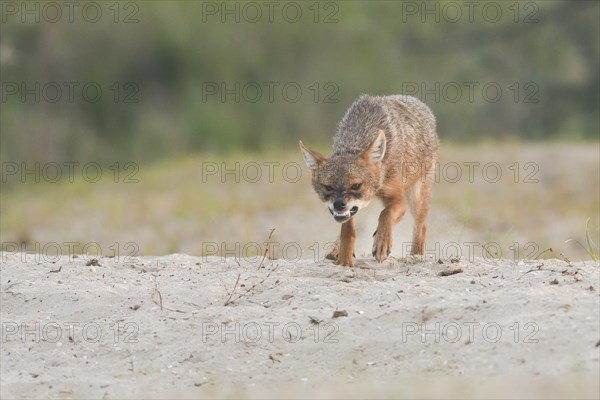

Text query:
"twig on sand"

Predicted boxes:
[[438, 268, 463, 277], [224, 264, 280, 306], [223, 229, 280, 306], [257, 228, 276, 270], [223, 274, 241, 306], [151, 274, 164, 310], [220, 258, 243, 295], [517, 262, 583, 282], [151, 274, 187, 313], [518, 264, 544, 280]]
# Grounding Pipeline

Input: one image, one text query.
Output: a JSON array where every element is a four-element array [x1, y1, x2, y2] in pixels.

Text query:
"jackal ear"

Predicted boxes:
[[299, 141, 326, 170], [363, 130, 386, 164]]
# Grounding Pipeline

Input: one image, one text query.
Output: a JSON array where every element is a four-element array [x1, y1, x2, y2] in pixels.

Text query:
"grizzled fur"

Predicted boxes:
[[300, 94, 439, 267]]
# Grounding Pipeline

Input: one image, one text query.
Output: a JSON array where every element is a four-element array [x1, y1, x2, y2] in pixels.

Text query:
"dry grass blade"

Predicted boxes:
[[517, 262, 584, 282], [257, 228, 276, 270], [151, 277, 186, 313], [151, 288, 163, 310], [223, 229, 280, 306], [517, 264, 544, 280], [224, 273, 241, 306], [565, 217, 599, 261], [224, 264, 280, 306]]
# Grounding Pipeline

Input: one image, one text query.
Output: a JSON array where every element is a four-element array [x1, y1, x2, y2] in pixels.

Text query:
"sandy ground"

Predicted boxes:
[[1, 251, 599, 399]]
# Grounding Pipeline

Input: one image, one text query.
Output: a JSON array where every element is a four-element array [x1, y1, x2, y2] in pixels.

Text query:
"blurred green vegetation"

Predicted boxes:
[[1, 0, 598, 165]]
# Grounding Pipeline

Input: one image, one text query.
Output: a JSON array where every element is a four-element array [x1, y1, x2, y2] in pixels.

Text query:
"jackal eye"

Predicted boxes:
[[324, 185, 334, 192], [350, 183, 362, 191]]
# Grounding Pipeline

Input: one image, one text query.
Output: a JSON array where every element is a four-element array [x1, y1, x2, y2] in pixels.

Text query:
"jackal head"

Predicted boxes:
[[299, 131, 386, 223]]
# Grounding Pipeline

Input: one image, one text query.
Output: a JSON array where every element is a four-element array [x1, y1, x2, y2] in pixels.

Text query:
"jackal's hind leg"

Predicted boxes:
[[408, 175, 433, 255]]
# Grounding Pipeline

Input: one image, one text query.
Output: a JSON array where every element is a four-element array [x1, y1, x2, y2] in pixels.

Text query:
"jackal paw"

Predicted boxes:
[[335, 252, 354, 267], [326, 249, 355, 262], [325, 241, 340, 261], [372, 229, 392, 262], [410, 243, 424, 256]]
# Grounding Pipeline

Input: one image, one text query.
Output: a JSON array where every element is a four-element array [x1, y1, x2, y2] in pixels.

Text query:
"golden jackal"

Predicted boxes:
[[300, 94, 439, 266]]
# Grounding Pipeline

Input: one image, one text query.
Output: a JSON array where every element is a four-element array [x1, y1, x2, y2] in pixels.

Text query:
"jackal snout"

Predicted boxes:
[[328, 198, 359, 223]]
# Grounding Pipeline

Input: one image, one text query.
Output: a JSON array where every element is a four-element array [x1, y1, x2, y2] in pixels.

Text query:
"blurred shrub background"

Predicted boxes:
[[1, 0, 598, 260], [1, 0, 598, 164]]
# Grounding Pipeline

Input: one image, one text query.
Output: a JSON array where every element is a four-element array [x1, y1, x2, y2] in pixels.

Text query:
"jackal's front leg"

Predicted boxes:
[[372, 200, 405, 262], [326, 237, 356, 263], [335, 218, 356, 267]]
